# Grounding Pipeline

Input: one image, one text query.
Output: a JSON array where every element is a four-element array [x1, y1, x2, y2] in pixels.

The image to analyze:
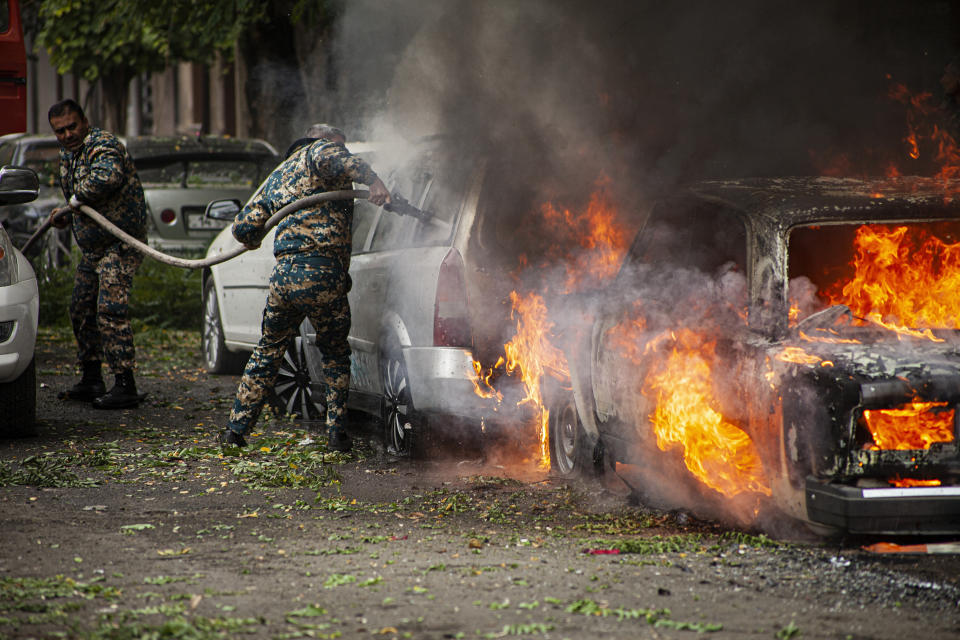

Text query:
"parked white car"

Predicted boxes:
[[0, 165, 40, 436], [200, 140, 517, 455]]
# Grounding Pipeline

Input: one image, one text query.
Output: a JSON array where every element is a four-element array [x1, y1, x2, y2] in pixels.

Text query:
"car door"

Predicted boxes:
[[219, 232, 276, 346], [347, 167, 425, 398]]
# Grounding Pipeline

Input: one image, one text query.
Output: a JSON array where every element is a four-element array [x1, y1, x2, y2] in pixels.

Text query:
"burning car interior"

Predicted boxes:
[[527, 176, 960, 537]]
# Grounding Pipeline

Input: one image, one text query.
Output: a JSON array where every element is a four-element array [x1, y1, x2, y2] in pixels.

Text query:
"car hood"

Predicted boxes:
[[769, 332, 960, 402]]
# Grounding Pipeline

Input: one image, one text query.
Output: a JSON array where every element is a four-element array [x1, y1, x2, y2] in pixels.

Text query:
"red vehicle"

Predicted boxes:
[[0, 0, 27, 135]]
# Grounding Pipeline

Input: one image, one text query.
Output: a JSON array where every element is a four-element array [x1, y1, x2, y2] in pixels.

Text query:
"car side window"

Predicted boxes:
[[409, 161, 471, 247], [369, 206, 415, 252], [0, 142, 14, 167], [351, 199, 379, 254], [367, 164, 426, 252], [629, 201, 746, 274]]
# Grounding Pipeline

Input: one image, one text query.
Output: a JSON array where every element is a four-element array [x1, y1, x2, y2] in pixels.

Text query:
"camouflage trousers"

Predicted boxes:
[[70, 243, 143, 373], [228, 254, 351, 435]]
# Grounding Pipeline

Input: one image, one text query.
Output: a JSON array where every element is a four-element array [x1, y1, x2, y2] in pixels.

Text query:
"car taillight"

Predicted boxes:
[[434, 248, 471, 347], [160, 208, 177, 224]]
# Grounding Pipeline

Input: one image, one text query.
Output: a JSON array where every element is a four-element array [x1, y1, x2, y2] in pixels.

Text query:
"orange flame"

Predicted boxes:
[[643, 330, 771, 498], [824, 224, 960, 339], [540, 179, 630, 293], [775, 346, 822, 365], [862, 401, 955, 451], [890, 477, 942, 488], [472, 292, 568, 467], [471, 183, 630, 466]]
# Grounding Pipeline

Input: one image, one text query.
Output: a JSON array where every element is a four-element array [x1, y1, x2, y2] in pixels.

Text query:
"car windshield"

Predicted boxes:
[[137, 157, 267, 189], [787, 220, 960, 334]]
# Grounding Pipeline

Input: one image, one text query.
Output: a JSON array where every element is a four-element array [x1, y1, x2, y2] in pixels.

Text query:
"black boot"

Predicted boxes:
[[217, 428, 247, 448], [327, 428, 352, 453], [60, 361, 106, 401], [92, 370, 141, 409]]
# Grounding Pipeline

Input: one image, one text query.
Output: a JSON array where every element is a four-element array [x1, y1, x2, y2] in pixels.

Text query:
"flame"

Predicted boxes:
[[824, 224, 960, 339], [643, 330, 771, 498], [887, 81, 960, 187], [540, 183, 630, 292], [472, 291, 568, 467], [798, 330, 861, 344], [890, 477, 942, 488], [470, 182, 629, 466], [775, 346, 822, 365], [862, 400, 955, 451]]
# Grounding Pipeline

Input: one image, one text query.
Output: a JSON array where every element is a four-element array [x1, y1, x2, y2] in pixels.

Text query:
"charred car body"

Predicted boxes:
[[555, 177, 960, 535]]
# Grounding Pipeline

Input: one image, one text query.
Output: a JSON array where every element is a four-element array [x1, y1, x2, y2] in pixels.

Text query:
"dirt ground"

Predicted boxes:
[[1, 327, 960, 640]]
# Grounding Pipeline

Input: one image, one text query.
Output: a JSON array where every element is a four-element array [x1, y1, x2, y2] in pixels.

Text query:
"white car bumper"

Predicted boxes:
[[403, 346, 496, 418]]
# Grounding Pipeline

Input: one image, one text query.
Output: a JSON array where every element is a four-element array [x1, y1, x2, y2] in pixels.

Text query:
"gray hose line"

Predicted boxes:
[[66, 189, 370, 270]]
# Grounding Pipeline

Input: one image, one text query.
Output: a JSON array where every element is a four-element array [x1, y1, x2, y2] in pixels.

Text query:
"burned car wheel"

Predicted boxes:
[[548, 393, 595, 478], [269, 336, 327, 422], [380, 348, 422, 456], [202, 279, 247, 374]]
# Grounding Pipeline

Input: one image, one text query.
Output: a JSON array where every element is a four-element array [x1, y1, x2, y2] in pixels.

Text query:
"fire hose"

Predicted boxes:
[[19, 189, 373, 269]]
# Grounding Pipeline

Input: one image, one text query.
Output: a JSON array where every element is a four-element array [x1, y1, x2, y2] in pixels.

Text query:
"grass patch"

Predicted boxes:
[[37, 252, 202, 330]]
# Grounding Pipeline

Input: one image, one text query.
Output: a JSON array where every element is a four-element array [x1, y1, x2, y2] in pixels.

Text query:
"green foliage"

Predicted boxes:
[[34, 253, 76, 327], [35, 0, 267, 83], [129, 258, 202, 330], [0, 455, 99, 488], [37, 255, 202, 330]]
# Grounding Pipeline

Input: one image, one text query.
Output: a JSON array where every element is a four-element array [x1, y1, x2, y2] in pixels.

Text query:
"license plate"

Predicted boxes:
[[187, 213, 229, 231]]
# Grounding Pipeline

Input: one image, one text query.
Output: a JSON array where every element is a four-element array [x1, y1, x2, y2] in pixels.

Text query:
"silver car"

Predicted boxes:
[[128, 136, 280, 253], [201, 141, 520, 454]]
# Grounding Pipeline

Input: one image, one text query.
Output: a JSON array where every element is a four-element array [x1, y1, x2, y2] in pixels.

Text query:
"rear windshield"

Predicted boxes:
[[137, 158, 269, 189], [788, 220, 960, 330]]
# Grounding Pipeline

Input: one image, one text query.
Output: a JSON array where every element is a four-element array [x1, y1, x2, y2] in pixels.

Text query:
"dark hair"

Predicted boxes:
[[48, 99, 85, 122]]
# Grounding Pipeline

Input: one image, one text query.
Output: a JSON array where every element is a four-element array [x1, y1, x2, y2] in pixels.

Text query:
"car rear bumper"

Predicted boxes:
[[403, 346, 494, 418], [805, 476, 960, 534], [0, 276, 39, 382]]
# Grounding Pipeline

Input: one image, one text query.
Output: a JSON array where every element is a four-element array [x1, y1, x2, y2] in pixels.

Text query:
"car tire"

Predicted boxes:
[[0, 358, 37, 438], [268, 335, 327, 422], [202, 278, 247, 374], [548, 393, 597, 478], [380, 347, 423, 457]]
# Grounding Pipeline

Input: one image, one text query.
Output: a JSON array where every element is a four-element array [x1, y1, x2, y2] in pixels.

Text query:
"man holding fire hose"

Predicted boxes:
[[47, 98, 147, 410], [219, 124, 390, 453]]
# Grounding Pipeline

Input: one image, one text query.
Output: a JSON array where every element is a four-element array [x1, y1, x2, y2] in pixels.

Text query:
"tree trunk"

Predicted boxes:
[[99, 71, 132, 135], [237, 2, 306, 150]]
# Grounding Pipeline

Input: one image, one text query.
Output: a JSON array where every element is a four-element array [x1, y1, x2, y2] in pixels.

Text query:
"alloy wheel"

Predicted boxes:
[[273, 336, 326, 421], [381, 353, 412, 455]]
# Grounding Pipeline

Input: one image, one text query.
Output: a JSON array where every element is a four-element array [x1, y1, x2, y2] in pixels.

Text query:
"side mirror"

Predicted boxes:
[[205, 198, 241, 221], [0, 166, 40, 205]]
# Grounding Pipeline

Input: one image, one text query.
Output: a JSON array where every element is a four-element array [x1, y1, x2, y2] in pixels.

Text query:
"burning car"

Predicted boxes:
[[550, 176, 960, 535]]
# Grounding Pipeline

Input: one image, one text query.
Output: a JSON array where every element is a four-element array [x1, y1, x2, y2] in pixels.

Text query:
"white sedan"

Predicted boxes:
[[0, 165, 39, 437]]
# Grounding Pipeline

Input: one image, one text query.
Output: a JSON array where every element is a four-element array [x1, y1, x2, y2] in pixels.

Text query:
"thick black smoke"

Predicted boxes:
[[335, 0, 960, 200]]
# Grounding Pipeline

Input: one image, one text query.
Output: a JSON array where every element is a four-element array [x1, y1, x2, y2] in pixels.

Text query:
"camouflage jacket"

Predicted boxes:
[[58, 127, 147, 255], [232, 139, 380, 264]]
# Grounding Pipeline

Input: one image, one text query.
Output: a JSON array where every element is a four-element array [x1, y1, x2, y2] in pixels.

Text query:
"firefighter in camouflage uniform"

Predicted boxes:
[[220, 124, 390, 452], [48, 99, 147, 410]]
